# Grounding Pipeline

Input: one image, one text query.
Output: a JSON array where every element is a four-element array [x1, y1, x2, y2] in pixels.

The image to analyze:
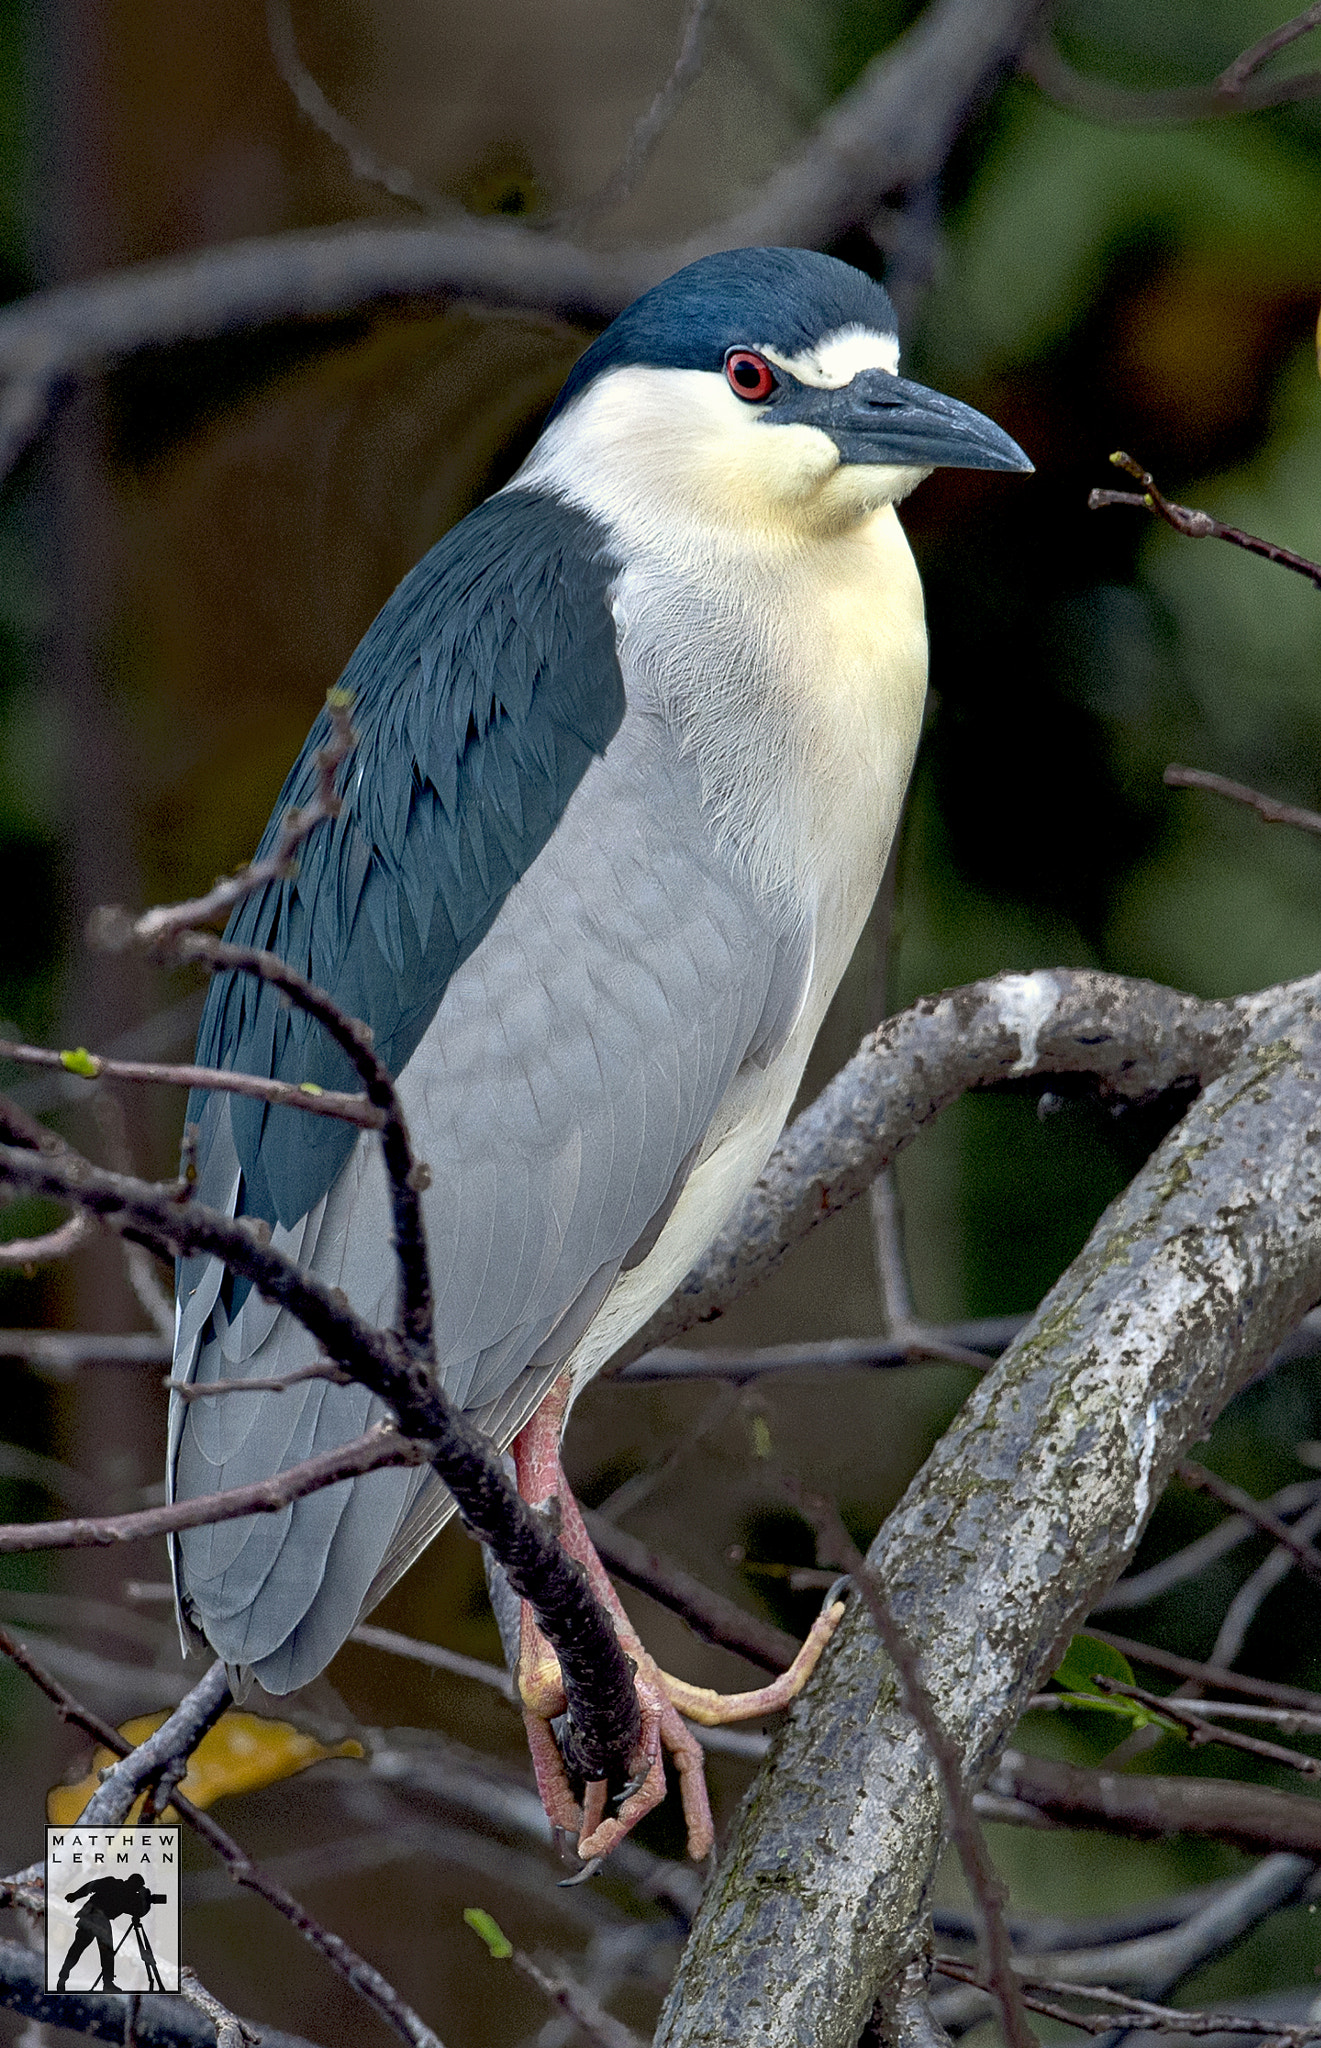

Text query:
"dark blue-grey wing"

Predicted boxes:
[[190, 487, 625, 1232], [172, 698, 811, 1694]]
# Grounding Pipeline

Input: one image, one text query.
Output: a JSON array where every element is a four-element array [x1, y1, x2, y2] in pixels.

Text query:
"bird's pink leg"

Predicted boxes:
[[510, 1373, 843, 1861]]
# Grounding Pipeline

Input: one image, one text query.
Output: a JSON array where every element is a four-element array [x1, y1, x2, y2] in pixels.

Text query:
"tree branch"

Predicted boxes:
[[0, 1137, 640, 1792], [0, 1627, 441, 2048], [0, 0, 1051, 486], [1163, 766, 1321, 840], [1090, 452, 1321, 588], [988, 1747, 1321, 1859], [656, 974, 1321, 2048], [622, 967, 1246, 1365]]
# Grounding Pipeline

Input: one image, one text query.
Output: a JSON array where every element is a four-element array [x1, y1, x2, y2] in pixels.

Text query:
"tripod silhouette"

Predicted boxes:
[[115, 1907, 166, 1992]]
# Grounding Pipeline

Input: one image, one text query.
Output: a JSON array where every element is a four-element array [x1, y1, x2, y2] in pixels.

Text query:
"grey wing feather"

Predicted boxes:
[[171, 701, 812, 1692]]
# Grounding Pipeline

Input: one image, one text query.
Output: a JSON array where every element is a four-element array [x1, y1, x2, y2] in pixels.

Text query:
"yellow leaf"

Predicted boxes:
[[298, 1081, 324, 1095], [48, 1711, 362, 1824]]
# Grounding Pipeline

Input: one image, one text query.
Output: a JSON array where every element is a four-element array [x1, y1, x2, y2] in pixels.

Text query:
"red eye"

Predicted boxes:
[[724, 350, 777, 403]]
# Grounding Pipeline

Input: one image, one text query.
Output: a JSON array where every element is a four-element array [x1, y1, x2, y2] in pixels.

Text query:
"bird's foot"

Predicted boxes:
[[652, 1594, 846, 1726], [516, 1617, 713, 1860]]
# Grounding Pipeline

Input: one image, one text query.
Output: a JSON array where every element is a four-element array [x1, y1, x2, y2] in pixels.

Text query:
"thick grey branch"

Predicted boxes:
[[656, 973, 1321, 2048], [623, 968, 1244, 1363]]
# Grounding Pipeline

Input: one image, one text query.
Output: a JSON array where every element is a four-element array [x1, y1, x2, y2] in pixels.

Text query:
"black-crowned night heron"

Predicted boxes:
[[171, 246, 1031, 1858]]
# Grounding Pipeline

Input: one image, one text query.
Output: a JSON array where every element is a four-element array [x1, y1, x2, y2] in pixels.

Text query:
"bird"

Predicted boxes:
[[169, 244, 1030, 1860]]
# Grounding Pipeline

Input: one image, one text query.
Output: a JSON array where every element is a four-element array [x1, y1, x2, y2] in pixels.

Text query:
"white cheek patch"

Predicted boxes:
[[760, 325, 900, 388]]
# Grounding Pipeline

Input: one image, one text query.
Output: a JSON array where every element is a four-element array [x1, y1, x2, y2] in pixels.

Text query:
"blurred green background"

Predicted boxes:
[[3, 0, 1321, 2041]]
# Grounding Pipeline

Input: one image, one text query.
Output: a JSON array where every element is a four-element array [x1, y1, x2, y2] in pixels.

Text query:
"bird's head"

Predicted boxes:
[[526, 247, 1032, 545]]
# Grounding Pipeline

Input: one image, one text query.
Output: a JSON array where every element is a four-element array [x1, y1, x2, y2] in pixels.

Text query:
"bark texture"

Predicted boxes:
[[655, 973, 1321, 2048]]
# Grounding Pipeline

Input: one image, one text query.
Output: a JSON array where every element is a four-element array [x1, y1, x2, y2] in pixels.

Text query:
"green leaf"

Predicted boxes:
[[463, 1908, 512, 1960], [1052, 1634, 1135, 1697], [59, 1047, 99, 1078], [298, 1081, 324, 1095]]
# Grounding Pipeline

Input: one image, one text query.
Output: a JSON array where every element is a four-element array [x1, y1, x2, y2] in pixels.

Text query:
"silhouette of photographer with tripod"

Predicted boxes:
[[55, 1872, 167, 1991]]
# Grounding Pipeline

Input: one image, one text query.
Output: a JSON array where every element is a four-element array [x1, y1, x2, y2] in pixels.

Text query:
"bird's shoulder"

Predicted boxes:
[[192, 486, 626, 1228]]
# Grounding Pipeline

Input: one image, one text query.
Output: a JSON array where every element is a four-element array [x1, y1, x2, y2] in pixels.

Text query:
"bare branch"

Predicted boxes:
[[0, 1939, 327, 2048], [557, 0, 716, 225], [1090, 453, 1321, 588], [0, 1422, 427, 1552], [180, 1966, 258, 2048], [513, 1950, 646, 2048], [0, 1327, 171, 1373], [0, 1626, 443, 2048], [1094, 1475, 1321, 1611], [1220, 1, 1321, 90], [266, 0, 451, 215], [624, 968, 1248, 1365], [1166, 764, 1321, 836], [804, 1496, 1037, 2048], [1181, 1459, 1321, 1586], [348, 1621, 516, 1698], [1023, 27, 1321, 122], [0, 1035, 382, 1129], [1210, 1495, 1321, 1668], [167, 1359, 351, 1398], [0, 1209, 92, 1268], [613, 1315, 1020, 1382], [934, 1952, 1321, 2042], [0, 0, 1050, 484], [78, 1659, 232, 1827], [988, 1746, 1321, 1859], [581, 1508, 802, 1674], [1089, 1626, 1321, 1711], [657, 975, 1321, 2048], [156, 932, 434, 1361], [130, 693, 355, 945], [1087, 1673, 1321, 1777]]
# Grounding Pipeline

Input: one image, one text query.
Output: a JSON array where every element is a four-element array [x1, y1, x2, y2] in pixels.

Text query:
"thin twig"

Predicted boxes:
[[0, 1423, 428, 1550], [1181, 1460, 1321, 1588], [933, 1953, 1321, 2041], [1093, 1477, 1321, 1613], [0, 1626, 443, 2048], [265, 0, 452, 215], [166, 1359, 352, 1399], [556, 0, 715, 225], [1219, 2, 1321, 91], [801, 1494, 1038, 2048], [1023, 28, 1321, 122], [1090, 1626, 1321, 1711], [1211, 1495, 1321, 1669], [0, 1210, 92, 1268], [77, 1660, 233, 1826], [0, 1036, 382, 1127], [180, 1966, 258, 2048], [581, 1508, 800, 1675], [1089, 452, 1321, 588], [170, 933, 434, 1361], [613, 1317, 1018, 1383], [130, 695, 355, 945], [348, 1622, 516, 1699], [1034, 1691, 1321, 1733], [514, 1950, 645, 2048], [1163, 766, 1321, 839], [1087, 1674, 1321, 1776]]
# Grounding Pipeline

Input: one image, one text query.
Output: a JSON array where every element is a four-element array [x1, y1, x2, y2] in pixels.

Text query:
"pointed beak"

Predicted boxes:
[[774, 369, 1032, 475]]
